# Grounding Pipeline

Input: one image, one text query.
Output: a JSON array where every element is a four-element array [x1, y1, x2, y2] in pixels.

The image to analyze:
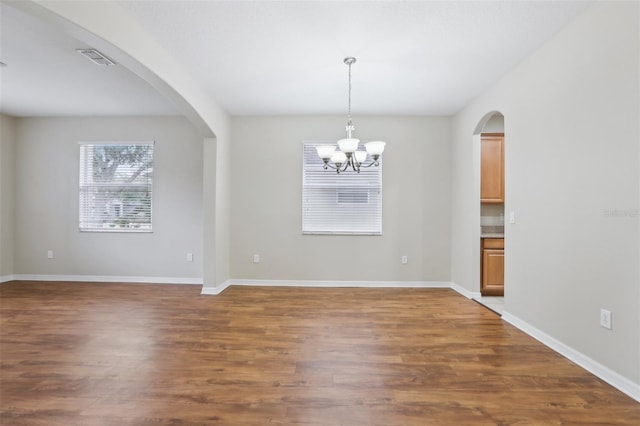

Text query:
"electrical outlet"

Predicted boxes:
[[186, 253, 193, 262], [47, 250, 54, 259], [253, 254, 260, 264], [401, 255, 408, 264], [600, 309, 612, 330]]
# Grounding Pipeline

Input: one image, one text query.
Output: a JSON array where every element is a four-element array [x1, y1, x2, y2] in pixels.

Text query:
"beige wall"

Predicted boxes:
[[230, 115, 452, 282], [0, 114, 17, 280], [450, 2, 639, 384], [13, 116, 204, 280]]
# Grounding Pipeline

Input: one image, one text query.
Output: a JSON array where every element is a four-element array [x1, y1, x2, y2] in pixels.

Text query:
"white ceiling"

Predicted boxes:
[[0, 3, 180, 117], [1, 1, 592, 118]]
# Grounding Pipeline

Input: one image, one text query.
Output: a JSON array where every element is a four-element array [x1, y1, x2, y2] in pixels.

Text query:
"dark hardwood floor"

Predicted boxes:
[[1, 281, 638, 425]]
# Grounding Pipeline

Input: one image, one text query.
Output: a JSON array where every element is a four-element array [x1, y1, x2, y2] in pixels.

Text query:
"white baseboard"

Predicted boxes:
[[231, 279, 451, 288], [0, 274, 17, 284], [450, 282, 481, 299], [502, 311, 640, 403], [10, 274, 203, 285], [200, 279, 232, 295]]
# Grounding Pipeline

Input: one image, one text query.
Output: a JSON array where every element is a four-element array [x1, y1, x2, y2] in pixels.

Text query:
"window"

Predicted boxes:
[[302, 141, 382, 235], [79, 142, 154, 232]]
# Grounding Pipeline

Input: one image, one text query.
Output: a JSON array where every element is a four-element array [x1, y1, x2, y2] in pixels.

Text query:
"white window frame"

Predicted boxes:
[[302, 140, 383, 235], [79, 141, 154, 233]]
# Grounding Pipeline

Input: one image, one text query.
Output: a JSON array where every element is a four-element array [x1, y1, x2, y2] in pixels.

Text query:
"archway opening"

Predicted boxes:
[[473, 111, 505, 314]]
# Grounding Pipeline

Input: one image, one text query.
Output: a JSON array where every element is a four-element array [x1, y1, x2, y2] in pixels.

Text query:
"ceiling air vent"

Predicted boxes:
[[76, 49, 116, 66]]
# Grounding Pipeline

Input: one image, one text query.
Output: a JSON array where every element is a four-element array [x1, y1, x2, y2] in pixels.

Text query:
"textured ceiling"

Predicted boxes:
[[1, 1, 593, 117]]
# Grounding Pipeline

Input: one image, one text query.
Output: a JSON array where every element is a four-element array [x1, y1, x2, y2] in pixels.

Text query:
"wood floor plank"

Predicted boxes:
[[1, 282, 638, 424]]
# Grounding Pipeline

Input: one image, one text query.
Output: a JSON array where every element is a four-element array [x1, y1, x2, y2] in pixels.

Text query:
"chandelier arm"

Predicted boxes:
[[358, 160, 380, 168], [352, 158, 361, 173], [323, 162, 338, 170]]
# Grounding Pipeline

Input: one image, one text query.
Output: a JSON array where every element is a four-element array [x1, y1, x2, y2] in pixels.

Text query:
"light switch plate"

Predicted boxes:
[[600, 309, 612, 330]]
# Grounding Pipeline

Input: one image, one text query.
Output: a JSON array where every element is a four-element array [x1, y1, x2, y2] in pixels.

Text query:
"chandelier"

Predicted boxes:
[[315, 57, 386, 173]]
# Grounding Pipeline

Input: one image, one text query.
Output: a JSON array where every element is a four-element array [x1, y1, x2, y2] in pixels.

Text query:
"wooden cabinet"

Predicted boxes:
[[481, 238, 504, 296], [480, 133, 504, 204]]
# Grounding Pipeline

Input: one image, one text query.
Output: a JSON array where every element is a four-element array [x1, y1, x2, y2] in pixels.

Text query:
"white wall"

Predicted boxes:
[[0, 114, 17, 280], [231, 116, 451, 283], [450, 2, 639, 386], [13, 116, 204, 281], [215, 124, 232, 287]]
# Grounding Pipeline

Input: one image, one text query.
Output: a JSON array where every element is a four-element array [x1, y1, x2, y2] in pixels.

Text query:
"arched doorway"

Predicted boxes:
[[473, 112, 505, 314]]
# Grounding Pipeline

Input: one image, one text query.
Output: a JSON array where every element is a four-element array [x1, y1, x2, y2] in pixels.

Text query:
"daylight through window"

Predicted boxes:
[[302, 141, 382, 235], [79, 142, 154, 232]]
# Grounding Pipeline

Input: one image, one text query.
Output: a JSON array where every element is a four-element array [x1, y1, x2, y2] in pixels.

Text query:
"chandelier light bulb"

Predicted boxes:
[[354, 151, 367, 164], [331, 151, 347, 165], [364, 141, 386, 156], [337, 138, 359, 154], [316, 145, 336, 159]]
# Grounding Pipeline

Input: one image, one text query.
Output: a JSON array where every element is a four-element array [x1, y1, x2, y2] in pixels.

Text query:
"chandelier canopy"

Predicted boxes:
[[316, 57, 386, 173]]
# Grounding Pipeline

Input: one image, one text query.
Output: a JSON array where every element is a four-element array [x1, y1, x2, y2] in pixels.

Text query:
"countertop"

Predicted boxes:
[[481, 226, 504, 239]]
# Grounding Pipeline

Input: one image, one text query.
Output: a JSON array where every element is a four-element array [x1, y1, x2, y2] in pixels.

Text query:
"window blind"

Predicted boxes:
[[79, 142, 154, 232], [302, 141, 382, 235]]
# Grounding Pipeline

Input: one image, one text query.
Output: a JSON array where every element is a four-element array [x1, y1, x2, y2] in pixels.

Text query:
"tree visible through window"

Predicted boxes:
[[79, 142, 154, 232]]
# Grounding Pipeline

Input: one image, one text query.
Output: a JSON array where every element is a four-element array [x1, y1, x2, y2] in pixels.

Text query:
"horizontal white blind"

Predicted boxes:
[[302, 141, 382, 235], [79, 142, 154, 232]]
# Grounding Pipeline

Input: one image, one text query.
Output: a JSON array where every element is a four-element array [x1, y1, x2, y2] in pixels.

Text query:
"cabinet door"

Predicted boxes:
[[480, 134, 504, 203], [482, 248, 504, 296]]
